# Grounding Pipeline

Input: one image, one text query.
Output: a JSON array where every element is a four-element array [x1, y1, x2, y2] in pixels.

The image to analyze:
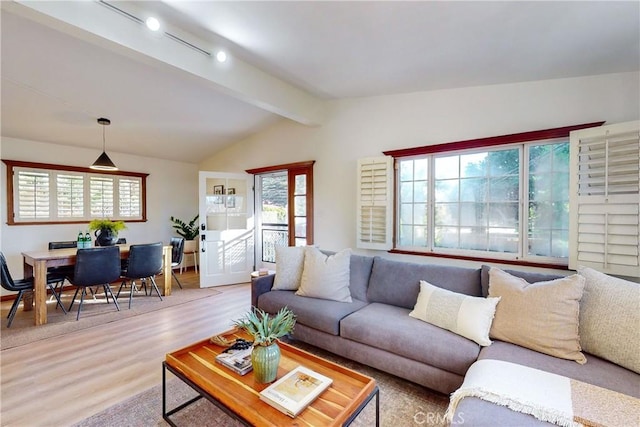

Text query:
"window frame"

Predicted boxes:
[[384, 122, 604, 269], [3, 159, 148, 225]]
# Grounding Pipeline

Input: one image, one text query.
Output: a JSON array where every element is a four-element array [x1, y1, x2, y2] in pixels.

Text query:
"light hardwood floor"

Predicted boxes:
[[0, 271, 252, 426]]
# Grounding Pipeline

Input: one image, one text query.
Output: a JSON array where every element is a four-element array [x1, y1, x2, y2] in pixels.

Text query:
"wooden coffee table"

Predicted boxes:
[[163, 329, 379, 426]]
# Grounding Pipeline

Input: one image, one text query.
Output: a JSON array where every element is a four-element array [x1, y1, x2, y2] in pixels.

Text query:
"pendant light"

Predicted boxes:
[[90, 117, 118, 171]]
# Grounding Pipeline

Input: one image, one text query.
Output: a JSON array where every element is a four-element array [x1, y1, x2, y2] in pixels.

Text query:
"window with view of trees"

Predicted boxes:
[[384, 122, 602, 267], [3, 160, 148, 225]]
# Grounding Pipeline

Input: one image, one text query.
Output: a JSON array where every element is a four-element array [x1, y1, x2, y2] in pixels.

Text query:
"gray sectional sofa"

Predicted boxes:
[[251, 253, 640, 425]]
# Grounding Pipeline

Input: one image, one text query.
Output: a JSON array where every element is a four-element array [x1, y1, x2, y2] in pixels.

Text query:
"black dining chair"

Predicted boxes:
[[47, 240, 78, 304], [1, 252, 68, 327], [66, 246, 121, 320], [117, 242, 164, 309], [170, 237, 185, 290]]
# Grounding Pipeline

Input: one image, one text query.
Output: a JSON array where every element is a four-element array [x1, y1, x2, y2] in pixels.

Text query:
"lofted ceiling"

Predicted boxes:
[[1, 1, 638, 164]]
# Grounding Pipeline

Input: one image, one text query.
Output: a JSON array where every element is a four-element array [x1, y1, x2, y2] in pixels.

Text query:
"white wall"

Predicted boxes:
[[199, 72, 640, 272], [1, 137, 199, 291]]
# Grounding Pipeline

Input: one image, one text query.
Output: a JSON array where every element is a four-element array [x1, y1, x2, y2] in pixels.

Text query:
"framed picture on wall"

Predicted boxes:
[[227, 188, 236, 208], [213, 185, 224, 195]]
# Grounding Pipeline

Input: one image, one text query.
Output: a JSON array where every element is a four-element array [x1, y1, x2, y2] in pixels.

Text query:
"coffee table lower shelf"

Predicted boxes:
[[163, 362, 379, 426]]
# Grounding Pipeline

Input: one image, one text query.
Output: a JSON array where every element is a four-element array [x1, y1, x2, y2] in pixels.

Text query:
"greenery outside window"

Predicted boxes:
[[3, 160, 148, 225], [385, 122, 603, 267]]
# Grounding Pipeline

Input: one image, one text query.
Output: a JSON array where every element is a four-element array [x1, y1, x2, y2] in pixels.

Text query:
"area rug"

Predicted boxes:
[[74, 340, 450, 427], [1, 277, 221, 350]]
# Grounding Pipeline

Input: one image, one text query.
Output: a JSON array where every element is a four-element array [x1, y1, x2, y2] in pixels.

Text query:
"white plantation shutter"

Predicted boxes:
[[90, 175, 115, 218], [57, 173, 84, 218], [16, 169, 50, 220], [357, 156, 393, 250], [118, 177, 141, 218], [569, 120, 640, 277]]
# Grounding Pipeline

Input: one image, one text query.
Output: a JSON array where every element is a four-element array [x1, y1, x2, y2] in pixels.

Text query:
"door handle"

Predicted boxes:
[[201, 233, 206, 252]]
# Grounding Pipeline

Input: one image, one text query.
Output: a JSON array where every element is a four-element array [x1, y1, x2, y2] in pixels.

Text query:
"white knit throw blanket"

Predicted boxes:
[[446, 359, 640, 427]]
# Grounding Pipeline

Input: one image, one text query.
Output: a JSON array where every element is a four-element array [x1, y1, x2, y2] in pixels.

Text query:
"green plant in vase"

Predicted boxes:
[[88, 219, 126, 246], [233, 307, 296, 383], [170, 215, 199, 241]]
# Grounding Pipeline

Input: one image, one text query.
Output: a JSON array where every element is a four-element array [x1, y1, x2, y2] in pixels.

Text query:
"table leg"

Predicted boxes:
[[34, 260, 48, 325], [163, 246, 172, 296]]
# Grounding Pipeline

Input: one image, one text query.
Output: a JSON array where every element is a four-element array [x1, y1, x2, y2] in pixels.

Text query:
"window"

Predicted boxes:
[[385, 122, 603, 267], [3, 160, 148, 225]]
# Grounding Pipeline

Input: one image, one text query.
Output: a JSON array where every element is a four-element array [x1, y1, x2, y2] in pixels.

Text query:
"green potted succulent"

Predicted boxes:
[[89, 219, 126, 246], [233, 307, 296, 383]]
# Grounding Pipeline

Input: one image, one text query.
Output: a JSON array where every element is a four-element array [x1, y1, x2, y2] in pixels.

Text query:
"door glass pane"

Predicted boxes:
[[260, 172, 288, 263]]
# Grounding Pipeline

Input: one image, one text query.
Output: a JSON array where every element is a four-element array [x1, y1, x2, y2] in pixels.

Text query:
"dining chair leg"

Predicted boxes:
[[47, 283, 68, 314], [149, 276, 163, 302], [103, 284, 120, 312], [128, 280, 135, 309], [171, 270, 183, 289], [7, 290, 25, 328], [68, 287, 80, 311], [76, 288, 86, 321], [116, 280, 127, 300]]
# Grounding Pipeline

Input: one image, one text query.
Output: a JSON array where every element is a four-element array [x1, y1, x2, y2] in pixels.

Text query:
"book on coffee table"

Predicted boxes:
[[215, 347, 253, 375], [259, 365, 333, 418]]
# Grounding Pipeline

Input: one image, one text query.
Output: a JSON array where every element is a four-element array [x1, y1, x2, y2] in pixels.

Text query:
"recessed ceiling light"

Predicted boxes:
[[146, 17, 160, 31], [216, 51, 227, 63]]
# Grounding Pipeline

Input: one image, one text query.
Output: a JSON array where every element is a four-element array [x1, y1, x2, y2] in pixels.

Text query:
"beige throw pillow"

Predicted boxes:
[[272, 246, 305, 291], [578, 266, 640, 374], [488, 267, 587, 364], [296, 247, 352, 303], [410, 280, 501, 346]]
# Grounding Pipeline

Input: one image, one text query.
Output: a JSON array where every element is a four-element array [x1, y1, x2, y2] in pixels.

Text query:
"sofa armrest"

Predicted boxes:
[[251, 274, 275, 308]]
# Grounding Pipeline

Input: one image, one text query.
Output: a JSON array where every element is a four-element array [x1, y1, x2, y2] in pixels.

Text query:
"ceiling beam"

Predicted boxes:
[[4, 0, 326, 126]]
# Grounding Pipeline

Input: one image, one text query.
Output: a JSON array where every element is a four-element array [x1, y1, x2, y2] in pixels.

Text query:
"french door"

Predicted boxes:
[[248, 161, 314, 269], [198, 171, 254, 287]]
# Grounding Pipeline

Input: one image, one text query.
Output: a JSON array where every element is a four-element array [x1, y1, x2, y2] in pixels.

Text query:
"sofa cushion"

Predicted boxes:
[[578, 266, 640, 374], [367, 257, 481, 309], [488, 267, 586, 364], [348, 254, 374, 302], [257, 290, 367, 336], [272, 246, 305, 291], [296, 247, 352, 302], [479, 341, 640, 398], [340, 303, 480, 376], [410, 280, 500, 346], [480, 264, 563, 297]]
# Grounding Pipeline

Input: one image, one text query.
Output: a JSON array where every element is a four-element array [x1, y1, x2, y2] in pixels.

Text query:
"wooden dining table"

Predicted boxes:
[[21, 244, 173, 326]]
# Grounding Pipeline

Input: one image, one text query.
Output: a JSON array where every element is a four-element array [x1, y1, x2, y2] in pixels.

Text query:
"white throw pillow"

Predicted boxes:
[[578, 266, 640, 374], [272, 246, 306, 291], [409, 280, 500, 346], [296, 247, 352, 302]]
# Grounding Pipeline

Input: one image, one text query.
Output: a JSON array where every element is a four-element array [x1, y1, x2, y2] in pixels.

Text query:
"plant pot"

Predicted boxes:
[[95, 229, 118, 246], [251, 343, 280, 383]]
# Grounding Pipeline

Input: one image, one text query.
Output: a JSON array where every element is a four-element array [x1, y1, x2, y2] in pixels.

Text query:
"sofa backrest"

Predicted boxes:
[[367, 256, 482, 309], [479, 265, 563, 296], [349, 254, 374, 302]]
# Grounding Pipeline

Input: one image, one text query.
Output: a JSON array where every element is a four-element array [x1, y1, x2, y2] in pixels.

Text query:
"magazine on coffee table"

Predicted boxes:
[[215, 347, 253, 375], [259, 366, 333, 417]]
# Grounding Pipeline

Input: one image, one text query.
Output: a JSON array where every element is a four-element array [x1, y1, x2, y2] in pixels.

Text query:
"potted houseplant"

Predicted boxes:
[[170, 214, 199, 240], [233, 307, 296, 383], [170, 215, 200, 270], [89, 219, 127, 246]]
